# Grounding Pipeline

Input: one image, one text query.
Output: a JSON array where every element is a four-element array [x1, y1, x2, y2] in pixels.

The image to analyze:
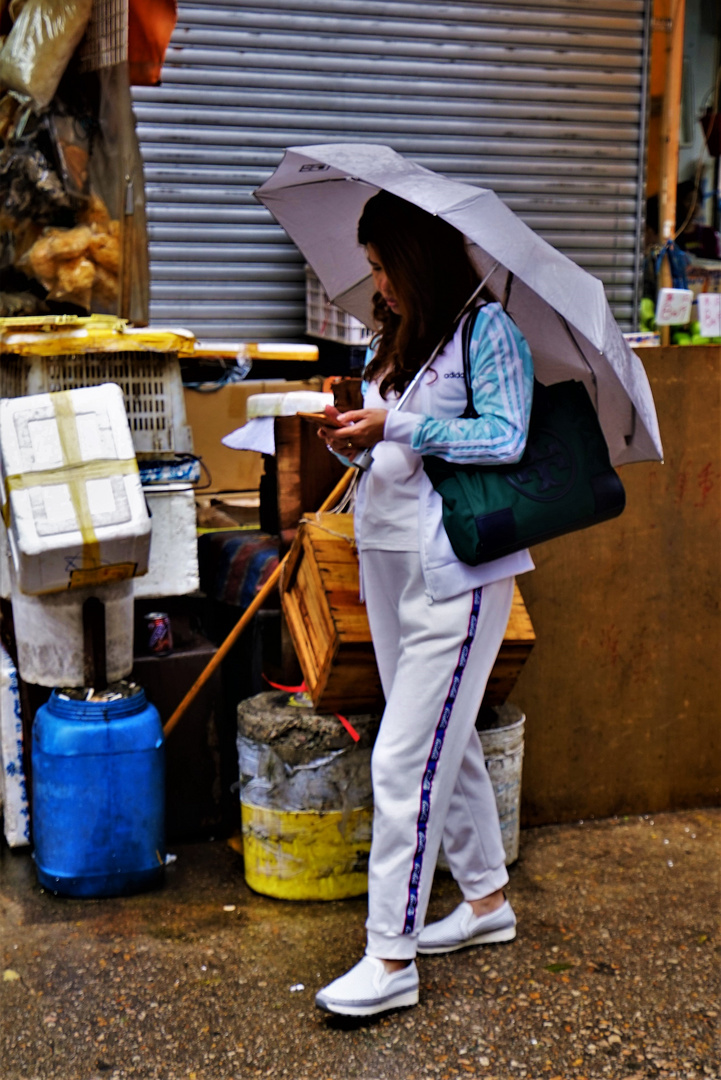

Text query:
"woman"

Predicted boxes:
[[315, 191, 534, 1018]]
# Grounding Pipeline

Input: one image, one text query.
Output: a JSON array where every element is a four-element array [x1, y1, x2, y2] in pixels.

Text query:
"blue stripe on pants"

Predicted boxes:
[[402, 586, 483, 935]]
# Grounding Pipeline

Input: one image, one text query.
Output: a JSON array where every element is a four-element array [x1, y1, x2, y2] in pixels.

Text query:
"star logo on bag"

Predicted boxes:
[[506, 430, 576, 502]]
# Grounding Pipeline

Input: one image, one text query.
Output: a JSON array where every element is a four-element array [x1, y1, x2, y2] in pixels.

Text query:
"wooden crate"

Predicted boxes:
[[482, 585, 536, 706], [280, 513, 536, 714], [274, 416, 347, 547], [280, 513, 382, 713]]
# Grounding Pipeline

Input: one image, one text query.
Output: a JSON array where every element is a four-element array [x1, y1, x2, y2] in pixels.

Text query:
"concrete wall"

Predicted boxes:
[[513, 345, 721, 825]]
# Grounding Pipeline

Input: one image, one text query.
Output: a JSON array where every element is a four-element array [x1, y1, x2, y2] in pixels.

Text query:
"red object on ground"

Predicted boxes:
[[263, 675, 362, 742]]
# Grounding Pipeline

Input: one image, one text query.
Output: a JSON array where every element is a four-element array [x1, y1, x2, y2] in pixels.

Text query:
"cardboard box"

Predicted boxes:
[[0, 384, 151, 595], [183, 378, 322, 494]]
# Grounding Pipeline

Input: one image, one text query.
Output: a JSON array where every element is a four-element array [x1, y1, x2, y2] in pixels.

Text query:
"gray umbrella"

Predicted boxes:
[[255, 143, 662, 466]]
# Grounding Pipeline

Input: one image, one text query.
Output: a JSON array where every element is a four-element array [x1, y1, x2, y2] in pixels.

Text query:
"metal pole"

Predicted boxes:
[[658, 0, 686, 345]]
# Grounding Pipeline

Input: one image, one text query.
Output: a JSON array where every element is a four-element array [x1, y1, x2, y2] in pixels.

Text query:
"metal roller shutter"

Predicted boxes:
[[132, 0, 650, 339]]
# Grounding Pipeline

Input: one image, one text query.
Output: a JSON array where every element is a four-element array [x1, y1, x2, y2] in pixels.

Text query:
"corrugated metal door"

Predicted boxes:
[[132, 0, 650, 339]]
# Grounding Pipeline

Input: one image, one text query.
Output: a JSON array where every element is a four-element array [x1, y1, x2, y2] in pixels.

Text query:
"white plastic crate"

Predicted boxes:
[[305, 267, 373, 347], [0, 351, 192, 456]]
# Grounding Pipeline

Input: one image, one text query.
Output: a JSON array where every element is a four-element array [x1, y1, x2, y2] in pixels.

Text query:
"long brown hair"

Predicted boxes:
[[357, 191, 480, 397]]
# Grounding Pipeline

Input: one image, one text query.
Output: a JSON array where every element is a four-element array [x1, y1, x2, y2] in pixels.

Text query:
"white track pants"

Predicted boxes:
[[360, 549, 513, 960]]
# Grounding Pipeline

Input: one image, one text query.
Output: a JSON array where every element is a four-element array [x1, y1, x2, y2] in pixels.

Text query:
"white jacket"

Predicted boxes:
[[355, 303, 535, 601]]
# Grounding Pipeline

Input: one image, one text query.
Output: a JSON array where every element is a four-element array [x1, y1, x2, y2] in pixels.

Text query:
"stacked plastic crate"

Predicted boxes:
[[305, 267, 373, 373]]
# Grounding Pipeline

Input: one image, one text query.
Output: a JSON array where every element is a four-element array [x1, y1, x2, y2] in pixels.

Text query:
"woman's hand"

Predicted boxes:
[[318, 405, 387, 460]]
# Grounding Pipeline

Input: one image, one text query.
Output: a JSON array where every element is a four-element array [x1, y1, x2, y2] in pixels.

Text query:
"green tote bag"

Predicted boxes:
[[422, 313, 626, 566]]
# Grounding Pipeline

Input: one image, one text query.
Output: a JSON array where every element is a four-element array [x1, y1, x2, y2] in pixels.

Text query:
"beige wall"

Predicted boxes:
[[513, 346, 721, 825]]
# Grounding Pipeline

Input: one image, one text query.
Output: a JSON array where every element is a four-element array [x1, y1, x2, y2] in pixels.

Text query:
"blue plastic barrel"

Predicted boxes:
[[32, 683, 165, 898]]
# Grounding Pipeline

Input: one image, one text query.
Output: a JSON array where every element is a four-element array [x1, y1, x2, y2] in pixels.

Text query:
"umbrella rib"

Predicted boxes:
[[556, 313, 599, 406], [503, 271, 514, 309], [255, 176, 376, 198], [558, 312, 637, 448]]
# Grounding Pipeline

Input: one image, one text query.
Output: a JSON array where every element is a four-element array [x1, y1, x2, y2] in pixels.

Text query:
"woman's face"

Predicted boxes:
[[366, 243, 404, 318]]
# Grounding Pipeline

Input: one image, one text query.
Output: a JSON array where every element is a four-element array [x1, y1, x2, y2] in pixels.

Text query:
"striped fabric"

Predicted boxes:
[[402, 585, 483, 935], [410, 304, 534, 465], [197, 531, 278, 609]]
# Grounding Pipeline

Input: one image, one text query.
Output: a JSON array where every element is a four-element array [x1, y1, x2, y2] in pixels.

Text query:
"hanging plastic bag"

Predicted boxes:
[[1, 69, 148, 321], [49, 107, 90, 200], [0, 0, 93, 111], [128, 0, 177, 86], [83, 64, 149, 322], [0, 114, 75, 224]]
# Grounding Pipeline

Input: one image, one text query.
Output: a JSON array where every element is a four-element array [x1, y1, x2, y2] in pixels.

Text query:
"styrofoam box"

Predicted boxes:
[[9, 565, 134, 687], [134, 484, 199, 599], [0, 383, 151, 595], [246, 390, 334, 418], [0, 645, 31, 847]]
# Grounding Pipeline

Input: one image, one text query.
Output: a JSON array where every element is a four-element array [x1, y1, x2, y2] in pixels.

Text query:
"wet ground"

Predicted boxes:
[[0, 808, 719, 1080]]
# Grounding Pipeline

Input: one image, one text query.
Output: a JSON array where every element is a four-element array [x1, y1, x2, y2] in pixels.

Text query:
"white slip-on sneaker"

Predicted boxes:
[[315, 956, 419, 1017], [417, 899, 517, 954]]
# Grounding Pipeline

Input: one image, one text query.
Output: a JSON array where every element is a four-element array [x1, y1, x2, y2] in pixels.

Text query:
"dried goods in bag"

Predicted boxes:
[[0, 55, 148, 320], [20, 196, 120, 309], [51, 252, 94, 305], [0, 289, 46, 315], [87, 223, 119, 273], [0, 0, 93, 110]]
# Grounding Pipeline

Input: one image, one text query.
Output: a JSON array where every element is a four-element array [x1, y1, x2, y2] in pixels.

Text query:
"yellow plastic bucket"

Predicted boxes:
[[240, 800, 372, 901]]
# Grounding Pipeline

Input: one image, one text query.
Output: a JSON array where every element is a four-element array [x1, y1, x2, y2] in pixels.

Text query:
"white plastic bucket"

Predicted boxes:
[[478, 705, 525, 865], [438, 703, 525, 868]]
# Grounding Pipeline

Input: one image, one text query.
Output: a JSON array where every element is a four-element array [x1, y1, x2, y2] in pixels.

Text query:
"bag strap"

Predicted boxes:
[[393, 267, 498, 415], [354, 268, 498, 471], [460, 304, 483, 419]]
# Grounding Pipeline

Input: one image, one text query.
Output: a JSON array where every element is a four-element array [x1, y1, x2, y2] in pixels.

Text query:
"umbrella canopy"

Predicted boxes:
[[256, 143, 662, 466]]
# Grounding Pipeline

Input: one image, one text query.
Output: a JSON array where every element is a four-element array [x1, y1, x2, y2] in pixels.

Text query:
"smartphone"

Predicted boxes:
[[296, 411, 344, 428]]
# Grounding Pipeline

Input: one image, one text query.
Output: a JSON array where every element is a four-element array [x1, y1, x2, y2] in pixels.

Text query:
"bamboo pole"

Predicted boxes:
[[162, 466, 356, 738], [657, 0, 686, 345]]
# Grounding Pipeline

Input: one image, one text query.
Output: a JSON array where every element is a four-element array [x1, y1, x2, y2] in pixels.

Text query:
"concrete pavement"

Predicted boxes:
[[1, 808, 719, 1080]]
